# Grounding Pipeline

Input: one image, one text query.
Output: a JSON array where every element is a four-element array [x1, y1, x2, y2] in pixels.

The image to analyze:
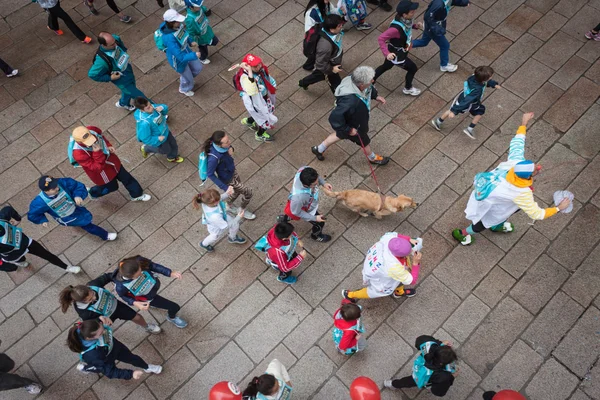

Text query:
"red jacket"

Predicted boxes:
[[334, 299, 360, 351], [266, 225, 304, 273], [72, 126, 122, 186]]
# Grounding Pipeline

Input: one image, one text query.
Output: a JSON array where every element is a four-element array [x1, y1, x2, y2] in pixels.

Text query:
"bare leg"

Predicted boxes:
[[131, 313, 148, 328]]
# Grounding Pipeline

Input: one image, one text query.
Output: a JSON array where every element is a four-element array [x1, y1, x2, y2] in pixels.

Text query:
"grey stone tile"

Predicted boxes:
[[0, 308, 35, 352], [288, 346, 337, 398], [545, 78, 600, 133], [388, 275, 461, 342], [283, 306, 332, 358], [560, 104, 600, 160], [241, 344, 298, 387], [145, 347, 200, 400], [443, 295, 490, 342], [563, 243, 600, 307], [533, 31, 583, 70], [520, 82, 564, 118], [491, 34, 544, 78], [36, 366, 99, 400], [495, 5, 542, 41], [460, 297, 533, 375], [498, 228, 549, 279], [522, 292, 584, 357], [504, 58, 555, 100], [525, 358, 579, 400], [312, 376, 350, 400], [481, 340, 543, 392], [408, 185, 459, 232], [553, 306, 600, 378], [473, 266, 517, 308], [235, 287, 311, 362]]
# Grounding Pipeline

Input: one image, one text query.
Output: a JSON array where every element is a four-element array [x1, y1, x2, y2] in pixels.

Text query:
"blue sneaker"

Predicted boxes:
[[277, 275, 297, 284], [228, 235, 247, 245], [166, 315, 188, 328], [200, 242, 214, 252]]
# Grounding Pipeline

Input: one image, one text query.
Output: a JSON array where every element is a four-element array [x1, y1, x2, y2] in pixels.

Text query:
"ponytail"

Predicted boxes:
[[191, 189, 220, 210], [66, 319, 102, 353], [242, 374, 277, 397], [59, 285, 92, 313]]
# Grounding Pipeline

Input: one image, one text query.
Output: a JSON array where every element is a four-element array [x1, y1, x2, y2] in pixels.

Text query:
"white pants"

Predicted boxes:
[[201, 217, 240, 246]]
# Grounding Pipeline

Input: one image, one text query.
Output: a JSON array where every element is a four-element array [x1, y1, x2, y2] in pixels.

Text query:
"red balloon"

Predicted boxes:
[[493, 390, 526, 400], [209, 381, 242, 400], [350, 376, 381, 400]]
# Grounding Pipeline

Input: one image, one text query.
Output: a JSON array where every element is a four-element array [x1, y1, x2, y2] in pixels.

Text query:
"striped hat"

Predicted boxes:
[[514, 160, 535, 178]]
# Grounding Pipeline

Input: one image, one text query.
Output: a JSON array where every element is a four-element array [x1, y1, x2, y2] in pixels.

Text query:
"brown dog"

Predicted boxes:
[[322, 188, 417, 219]]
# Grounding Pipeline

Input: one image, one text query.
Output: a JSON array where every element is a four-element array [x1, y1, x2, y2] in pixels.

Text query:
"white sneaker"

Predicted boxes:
[[66, 266, 81, 274], [25, 383, 42, 394], [115, 101, 135, 111], [199, 58, 211, 64], [145, 323, 161, 334], [144, 364, 162, 374], [462, 128, 476, 139], [241, 209, 256, 220], [226, 204, 239, 214], [383, 380, 394, 389], [402, 87, 421, 96], [7, 69, 18, 78], [106, 232, 118, 241], [13, 260, 30, 268], [77, 363, 90, 374], [131, 194, 151, 202], [179, 90, 195, 97], [460, 234, 473, 246], [440, 63, 458, 72]]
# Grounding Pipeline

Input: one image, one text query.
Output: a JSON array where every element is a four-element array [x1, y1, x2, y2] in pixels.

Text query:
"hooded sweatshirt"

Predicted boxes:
[[160, 22, 199, 74], [450, 74, 498, 113], [265, 225, 304, 273], [134, 103, 170, 148], [329, 76, 378, 136]]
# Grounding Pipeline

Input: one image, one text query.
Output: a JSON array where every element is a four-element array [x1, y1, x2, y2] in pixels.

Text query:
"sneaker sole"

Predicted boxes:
[[462, 129, 476, 139], [431, 119, 441, 131]]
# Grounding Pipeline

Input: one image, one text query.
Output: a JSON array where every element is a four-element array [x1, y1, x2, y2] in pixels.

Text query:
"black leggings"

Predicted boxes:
[[374, 57, 418, 89], [0, 58, 13, 75], [594, 23, 600, 32], [299, 70, 342, 94], [46, 0, 86, 41], [1, 240, 68, 272], [150, 295, 180, 319], [309, 212, 325, 239], [471, 220, 487, 233], [112, 339, 148, 369], [0, 354, 35, 391], [483, 392, 496, 400], [110, 302, 138, 321], [391, 376, 417, 389]]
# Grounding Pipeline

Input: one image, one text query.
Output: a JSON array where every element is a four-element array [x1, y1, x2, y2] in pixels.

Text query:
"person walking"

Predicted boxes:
[[374, 0, 423, 96], [242, 359, 293, 399], [452, 112, 572, 246], [88, 32, 148, 111], [312, 65, 389, 165], [0, 205, 81, 274], [159, 9, 204, 97], [34, 0, 92, 44], [69, 126, 151, 202], [202, 131, 257, 219], [82, 0, 131, 23], [0, 58, 18, 78], [134, 97, 184, 163], [411, 0, 470, 72], [303, 0, 343, 70], [299, 14, 345, 93], [0, 352, 43, 394], [28, 175, 118, 241], [184, 0, 218, 64]]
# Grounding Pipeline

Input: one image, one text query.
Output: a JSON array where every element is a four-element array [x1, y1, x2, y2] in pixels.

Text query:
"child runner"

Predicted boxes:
[[134, 97, 184, 163], [0, 205, 80, 273], [112, 255, 188, 328], [67, 319, 162, 379], [343, 232, 422, 300], [332, 299, 366, 355], [431, 66, 501, 139], [452, 112, 571, 246], [255, 221, 307, 285], [384, 335, 457, 397], [234, 54, 277, 142], [192, 189, 246, 253], [283, 166, 333, 243], [374, 0, 423, 96], [83, 0, 131, 23], [59, 273, 161, 334], [303, 0, 343, 70], [28, 175, 118, 241], [184, 0, 218, 64], [242, 359, 293, 399]]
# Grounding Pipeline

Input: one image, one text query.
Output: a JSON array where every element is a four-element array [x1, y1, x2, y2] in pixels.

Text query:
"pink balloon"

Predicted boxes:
[[350, 376, 381, 400], [208, 381, 242, 400]]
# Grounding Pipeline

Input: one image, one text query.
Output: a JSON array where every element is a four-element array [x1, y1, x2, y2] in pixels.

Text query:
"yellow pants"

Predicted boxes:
[[347, 285, 405, 299]]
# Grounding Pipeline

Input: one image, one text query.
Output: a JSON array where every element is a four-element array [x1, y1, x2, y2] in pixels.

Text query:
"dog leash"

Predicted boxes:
[[356, 132, 383, 194]]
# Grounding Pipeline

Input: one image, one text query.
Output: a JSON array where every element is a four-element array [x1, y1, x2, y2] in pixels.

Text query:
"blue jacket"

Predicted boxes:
[[206, 144, 236, 191], [27, 177, 93, 227], [80, 336, 137, 380], [88, 35, 136, 89], [451, 74, 498, 113], [160, 22, 199, 74], [134, 104, 170, 147], [111, 257, 172, 305], [423, 0, 469, 37]]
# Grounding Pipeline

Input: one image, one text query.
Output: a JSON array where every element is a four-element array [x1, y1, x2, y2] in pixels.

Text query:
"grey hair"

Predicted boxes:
[[351, 66, 375, 86]]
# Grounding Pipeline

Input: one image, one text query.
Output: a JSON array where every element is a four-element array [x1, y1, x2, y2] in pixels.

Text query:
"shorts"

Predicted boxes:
[[451, 103, 486, 117], [109, 301, 138, 321], [336, 128, 371, 147]]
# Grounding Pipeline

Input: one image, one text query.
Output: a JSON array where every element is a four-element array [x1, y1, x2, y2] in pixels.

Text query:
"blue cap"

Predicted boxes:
[[514, 160, 535, 178]]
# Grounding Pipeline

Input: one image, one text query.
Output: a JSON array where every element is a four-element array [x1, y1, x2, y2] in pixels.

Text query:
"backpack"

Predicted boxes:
[[303, 23, 323, 57], [92, 49, 115, 73], [198, 151, 218, 186], [343, 0, 368, 26], [154, 26, 166, 52], [473, 171, 502, 201], [412, 342, 456, 389]]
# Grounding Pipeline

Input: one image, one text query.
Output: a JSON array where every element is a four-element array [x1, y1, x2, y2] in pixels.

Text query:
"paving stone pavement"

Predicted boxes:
[[0, 0, 599, 399]]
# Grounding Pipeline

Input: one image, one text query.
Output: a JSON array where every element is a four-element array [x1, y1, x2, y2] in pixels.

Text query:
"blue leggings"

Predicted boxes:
[[412, 30, 450, 67]]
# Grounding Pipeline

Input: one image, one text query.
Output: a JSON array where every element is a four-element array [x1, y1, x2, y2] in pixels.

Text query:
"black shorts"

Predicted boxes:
[[336, 128, 371, 147], [451, 103, 486, 117], [109, 301, 138, 321]]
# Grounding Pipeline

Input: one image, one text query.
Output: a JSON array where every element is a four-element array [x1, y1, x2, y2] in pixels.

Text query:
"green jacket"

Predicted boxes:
[[185, 7, 215, 46], [88, 35, 135, 86]]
